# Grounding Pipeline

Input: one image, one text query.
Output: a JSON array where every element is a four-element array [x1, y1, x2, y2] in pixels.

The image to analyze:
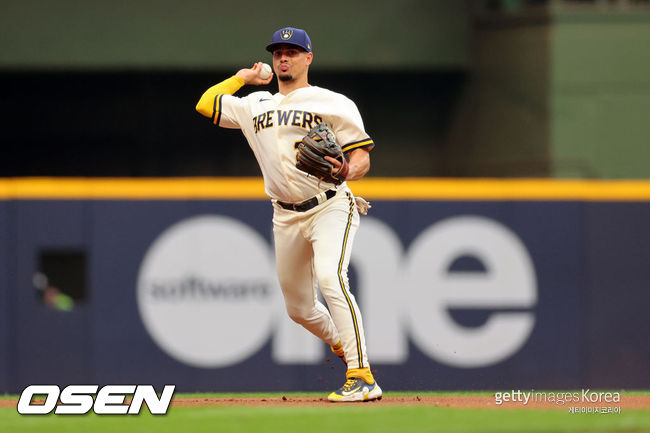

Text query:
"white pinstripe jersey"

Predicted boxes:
[[214, 86, 374, 203]]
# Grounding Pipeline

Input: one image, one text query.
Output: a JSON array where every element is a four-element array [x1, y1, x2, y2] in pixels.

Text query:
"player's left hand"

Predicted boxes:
[[325, 156, 349, 179]]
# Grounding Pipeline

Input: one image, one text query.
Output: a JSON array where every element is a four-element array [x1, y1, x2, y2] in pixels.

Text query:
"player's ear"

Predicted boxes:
[[305, 52, 313, 66]]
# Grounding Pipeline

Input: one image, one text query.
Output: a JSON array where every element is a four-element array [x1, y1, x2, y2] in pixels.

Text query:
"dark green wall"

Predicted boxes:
[[3, 2, 649, 179], [444, 14, 551, 177], [0, 0, 469, 69], [442, 7, 650, 179], [552, 12, 650, 178]]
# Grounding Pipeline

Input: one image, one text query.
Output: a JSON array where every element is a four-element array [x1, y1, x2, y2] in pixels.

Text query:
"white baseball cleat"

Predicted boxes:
[[328, 377, 382, 402]]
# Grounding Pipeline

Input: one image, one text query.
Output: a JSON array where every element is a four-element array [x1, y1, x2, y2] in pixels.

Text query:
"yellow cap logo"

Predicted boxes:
[[281, 29, 293, 40]]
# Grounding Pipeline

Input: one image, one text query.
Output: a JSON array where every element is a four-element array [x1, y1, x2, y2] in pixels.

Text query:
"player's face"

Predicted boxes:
[[272, 45, 313, 82]]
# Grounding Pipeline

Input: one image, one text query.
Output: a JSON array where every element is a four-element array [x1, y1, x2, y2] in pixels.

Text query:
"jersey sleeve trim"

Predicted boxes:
[[211, 94, 224, 125], [342, 138, 374, 153]]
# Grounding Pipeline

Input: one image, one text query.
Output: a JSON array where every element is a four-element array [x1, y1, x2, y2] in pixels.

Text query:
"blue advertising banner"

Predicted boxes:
[[1, 179, 649, 393], [583, 203, 650, 388], [10, 201, 93, 388], [0, 202, 8, 392]]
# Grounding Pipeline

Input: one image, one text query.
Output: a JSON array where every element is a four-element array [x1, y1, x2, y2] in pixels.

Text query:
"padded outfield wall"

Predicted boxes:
[[0, 178, 649, 393]]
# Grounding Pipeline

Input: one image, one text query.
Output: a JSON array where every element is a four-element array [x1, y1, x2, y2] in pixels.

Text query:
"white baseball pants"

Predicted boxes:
[[272, 187, 369, 369]]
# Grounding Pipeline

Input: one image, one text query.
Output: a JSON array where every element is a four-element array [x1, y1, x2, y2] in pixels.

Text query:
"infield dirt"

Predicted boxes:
[[2, 395, 648, 410], [168, 395, 650, 409]]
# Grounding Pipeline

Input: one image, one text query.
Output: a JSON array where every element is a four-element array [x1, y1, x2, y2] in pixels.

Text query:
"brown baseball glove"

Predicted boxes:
[[296, 123, 349, 185]]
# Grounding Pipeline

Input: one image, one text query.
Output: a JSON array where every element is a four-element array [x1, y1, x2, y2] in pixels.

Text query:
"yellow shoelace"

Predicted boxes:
[[342, 378, 359, 391]]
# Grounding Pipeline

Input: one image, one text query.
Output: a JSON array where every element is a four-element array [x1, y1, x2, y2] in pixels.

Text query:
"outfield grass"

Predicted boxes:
[[2, 405, 650, 433], [2, 392, 649, 433]]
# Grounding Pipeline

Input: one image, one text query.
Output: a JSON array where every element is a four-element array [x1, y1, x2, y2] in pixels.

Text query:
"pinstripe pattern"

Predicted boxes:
[[337, 192, 363, 368]]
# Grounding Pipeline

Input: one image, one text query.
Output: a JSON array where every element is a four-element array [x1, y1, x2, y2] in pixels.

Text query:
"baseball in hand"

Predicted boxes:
[[259, 63, 272, 80]]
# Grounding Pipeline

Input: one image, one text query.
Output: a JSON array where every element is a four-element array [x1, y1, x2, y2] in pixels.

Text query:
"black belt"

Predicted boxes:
[[277, 189, 337, 212]]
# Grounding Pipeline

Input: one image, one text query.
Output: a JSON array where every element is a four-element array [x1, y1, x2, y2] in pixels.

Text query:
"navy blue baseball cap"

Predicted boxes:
[[265, 27, 312, 53]]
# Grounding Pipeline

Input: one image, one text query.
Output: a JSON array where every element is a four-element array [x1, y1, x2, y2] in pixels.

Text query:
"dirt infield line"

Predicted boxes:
[[2, 395, 648, 410], [168, 395, 650, 409]]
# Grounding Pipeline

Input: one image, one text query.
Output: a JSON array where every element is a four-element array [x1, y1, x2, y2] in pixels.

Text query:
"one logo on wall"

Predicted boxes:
[[136, 215, 279, 368], [135, 214, 537, 370]]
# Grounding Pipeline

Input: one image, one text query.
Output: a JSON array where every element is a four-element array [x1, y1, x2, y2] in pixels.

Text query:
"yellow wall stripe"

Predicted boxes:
[[0, 178, 266, 200], [1, 177, 650, 201], [350, 178, 650, 201]]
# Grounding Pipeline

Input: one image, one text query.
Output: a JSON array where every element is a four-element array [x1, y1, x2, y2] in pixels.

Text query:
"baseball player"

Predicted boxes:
[[195, 27, 380, 402]]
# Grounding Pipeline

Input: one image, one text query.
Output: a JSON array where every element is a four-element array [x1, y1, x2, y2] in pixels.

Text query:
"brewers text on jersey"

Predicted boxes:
[[252, 109, 323, 133]]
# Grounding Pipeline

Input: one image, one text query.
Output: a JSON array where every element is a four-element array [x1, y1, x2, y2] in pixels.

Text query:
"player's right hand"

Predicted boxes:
[[236, 62, 273, 86]]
